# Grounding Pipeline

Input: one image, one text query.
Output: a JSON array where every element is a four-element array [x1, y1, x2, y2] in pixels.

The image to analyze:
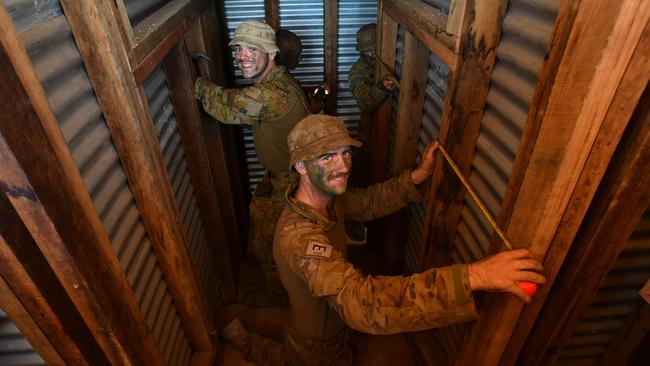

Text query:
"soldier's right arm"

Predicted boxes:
[[277, 227, 478, 335], [348, 63, 389, 112], [194, 77, 288, 125]]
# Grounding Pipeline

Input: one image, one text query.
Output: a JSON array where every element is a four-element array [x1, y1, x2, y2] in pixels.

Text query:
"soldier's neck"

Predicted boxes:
[[295, 178, 335, 219], [253, 60, 277, 83]]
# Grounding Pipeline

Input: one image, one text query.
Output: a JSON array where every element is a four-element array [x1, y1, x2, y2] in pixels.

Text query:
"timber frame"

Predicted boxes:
[[0, 0, 245, 364]]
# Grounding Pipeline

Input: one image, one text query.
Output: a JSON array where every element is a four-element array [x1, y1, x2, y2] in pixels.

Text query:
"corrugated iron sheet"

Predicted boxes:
[[557, 210, 650, 365], [123, 0, 171, 27], [0, 310, 46, 366], [8, 1, 191, 364], [404, 52, 449, 274], [143, 66, 222, 318], [337, 0, 377, 136]]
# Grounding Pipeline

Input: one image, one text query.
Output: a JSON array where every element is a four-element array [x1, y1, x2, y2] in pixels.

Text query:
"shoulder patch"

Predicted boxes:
[[304, 241, 333, 259]]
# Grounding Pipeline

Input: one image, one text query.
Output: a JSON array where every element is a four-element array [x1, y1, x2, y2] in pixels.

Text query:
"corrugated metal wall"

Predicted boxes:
[[5, 1, 192, 364], [223, 0, 266, 191], [124, 0, 171, 27], [337, 0, 377, 137], [403, 53, 449, 273], [143, 66, 222, 316], [557, 209, 650, 365], [0, 310, 45, 366], [279, 0, 324, 85]]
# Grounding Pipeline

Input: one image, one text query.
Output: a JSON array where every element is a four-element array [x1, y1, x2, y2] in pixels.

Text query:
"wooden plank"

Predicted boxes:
[[446, 0, 467, 38], [371, 5, 397, 183], [456, 1, 650, 364], [129, 0, 191, 66], [59, 0, 214, 352], [163, 40, 236, 305], [420, 0, 507, 270], [323, 0, 338, 115], [382, 31, 429, 274], [108, 0, 136, 49], [0, 5, 163, 364], [600, 301, 650, 365], [184, 3, 247, 286], [408, 330, 451, 366], [0, 276, 66, 366], [264, 0, 280, 31], [382, 0, 456, 68], [516, 83, 650, 366]]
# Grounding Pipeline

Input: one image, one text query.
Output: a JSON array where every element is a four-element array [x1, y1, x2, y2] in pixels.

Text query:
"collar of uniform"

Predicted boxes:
[[284, 180, 337, 230], [260, 65, 287, 83]]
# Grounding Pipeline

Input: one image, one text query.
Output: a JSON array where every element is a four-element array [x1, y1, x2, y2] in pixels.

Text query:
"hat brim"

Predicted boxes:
[[229, 37, 279, 54], [290, 133, 362, 168]]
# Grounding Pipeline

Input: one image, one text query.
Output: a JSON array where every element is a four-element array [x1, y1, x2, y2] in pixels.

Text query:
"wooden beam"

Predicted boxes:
[[516, 87, 650, 366], [163, 40, 236, 303], [60, 0, 214, 352], [371, 5, 397, 183], [420, 0, 507, 270], [382, 31, 429, 274], [323, 0, 338, 115], [382, 0, 456, 68], [264, 0, 280, 31], [446, 0, 467, 38], [0, 5, 163, 364], [184, 3, 247, 285], [107, 0, 136, 49], [456, 1, 650, 364], [601, 301, 650, 365], [0, 275, 66, 366]]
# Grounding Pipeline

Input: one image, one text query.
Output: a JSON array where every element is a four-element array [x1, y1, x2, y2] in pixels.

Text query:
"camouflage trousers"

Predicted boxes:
[[243, 324, 352, 366], [248, 171, 292, 306]]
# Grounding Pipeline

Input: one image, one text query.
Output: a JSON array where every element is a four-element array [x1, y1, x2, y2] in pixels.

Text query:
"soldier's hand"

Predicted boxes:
[[467, 249, 546, 303], [410, 141, 439, 184], [381, 75, 396, 91]]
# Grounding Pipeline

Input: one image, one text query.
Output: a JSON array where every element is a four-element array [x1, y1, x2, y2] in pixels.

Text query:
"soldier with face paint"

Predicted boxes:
[[195, 20, 310, 307], [221, 115, 546, 365]]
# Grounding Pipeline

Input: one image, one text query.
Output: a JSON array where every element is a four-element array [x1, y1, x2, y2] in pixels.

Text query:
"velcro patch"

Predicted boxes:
[[304, 242, 333, 259]]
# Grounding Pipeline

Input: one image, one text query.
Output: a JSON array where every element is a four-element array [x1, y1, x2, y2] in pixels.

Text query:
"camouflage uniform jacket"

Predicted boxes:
[[348, 57, 389, 142], [195, 66, 309, 174], [273, 170, 478, 363]]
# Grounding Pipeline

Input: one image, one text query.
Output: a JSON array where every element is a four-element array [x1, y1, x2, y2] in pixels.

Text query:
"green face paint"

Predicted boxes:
[[304, 147, 353, 197]]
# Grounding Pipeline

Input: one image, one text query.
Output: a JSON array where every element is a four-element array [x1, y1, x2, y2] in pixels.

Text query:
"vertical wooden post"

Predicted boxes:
[[421, 0, 507, 269], [456, 0, 650, 364], [59, 0, 215, 354], [372, 3, 398, 183], [163, 39, 236, 303], [381, 31, 430, 274], [265, 0, 280, 31], [324, 0, 339, 115]]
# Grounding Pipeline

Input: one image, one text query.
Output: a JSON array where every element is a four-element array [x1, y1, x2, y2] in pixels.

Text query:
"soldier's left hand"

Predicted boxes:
[[411, 141, 439, 184]]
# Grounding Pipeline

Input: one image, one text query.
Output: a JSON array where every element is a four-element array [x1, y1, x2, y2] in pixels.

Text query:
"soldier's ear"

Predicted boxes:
[[268, 52, 277, 61], [294, 161, 307, 175]]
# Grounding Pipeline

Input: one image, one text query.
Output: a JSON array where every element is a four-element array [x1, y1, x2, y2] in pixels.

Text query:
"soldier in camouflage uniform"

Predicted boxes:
[[347, 23, 396, 183], [221, 114, 546, 365], [195, 20, 310, 307]]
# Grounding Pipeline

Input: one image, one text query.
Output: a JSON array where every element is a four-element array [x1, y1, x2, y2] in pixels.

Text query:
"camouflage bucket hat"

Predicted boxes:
[[288, 114, 362, 168], [229, 20, 279, 53], [356, 23, 376, 52]]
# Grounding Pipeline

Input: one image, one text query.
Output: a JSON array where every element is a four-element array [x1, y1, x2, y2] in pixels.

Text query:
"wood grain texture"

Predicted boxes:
[[0, 4, 163, 364], [60, 0, 214, 353], [456, 0, 650, 364], [264, 0, 280, 31], [324, 0, 338, 115]]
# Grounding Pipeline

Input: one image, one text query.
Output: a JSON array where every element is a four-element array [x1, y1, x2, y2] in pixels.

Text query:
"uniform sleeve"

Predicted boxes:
[[348, 63, 389, 112], [342, 170, 423, 222], [194, 77, 290, 126], [278, 228, 478, 335]]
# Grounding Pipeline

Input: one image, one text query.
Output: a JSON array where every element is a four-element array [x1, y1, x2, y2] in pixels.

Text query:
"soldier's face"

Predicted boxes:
[[304, 147, 353, 197], [233, 44, 270, 81]]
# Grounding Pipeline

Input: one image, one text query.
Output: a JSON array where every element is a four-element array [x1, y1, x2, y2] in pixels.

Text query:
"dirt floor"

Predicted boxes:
[[217, 240, 428, 365]]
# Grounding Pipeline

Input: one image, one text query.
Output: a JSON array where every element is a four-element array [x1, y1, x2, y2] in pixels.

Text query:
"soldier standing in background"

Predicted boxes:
[[195, 19, 310, 307], [348, 23, 396, 184], [221, 114, 546, 365]]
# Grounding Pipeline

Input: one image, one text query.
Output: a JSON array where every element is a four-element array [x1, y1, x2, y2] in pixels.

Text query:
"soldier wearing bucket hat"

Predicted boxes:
[[195, 19, 310, 307], [219, 115, 545, 365]]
